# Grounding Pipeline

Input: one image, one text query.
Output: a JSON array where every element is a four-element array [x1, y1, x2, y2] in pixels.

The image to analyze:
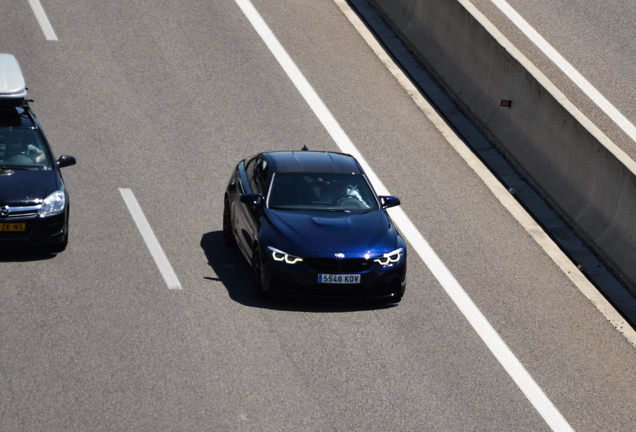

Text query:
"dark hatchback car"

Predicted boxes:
[[223, 150, 406, 302], [0, 54, 75, 253]]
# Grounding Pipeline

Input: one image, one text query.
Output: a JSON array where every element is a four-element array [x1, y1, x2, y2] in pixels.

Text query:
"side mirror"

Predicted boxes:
[[57, 155, 76, 168], [379, 195, 400, 209], [240, 193, 263, 207]]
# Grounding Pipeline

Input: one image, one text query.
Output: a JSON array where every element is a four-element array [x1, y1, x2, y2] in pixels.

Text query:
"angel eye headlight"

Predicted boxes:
[[373, 248, 404, 266], [267, 246, 304, 264]]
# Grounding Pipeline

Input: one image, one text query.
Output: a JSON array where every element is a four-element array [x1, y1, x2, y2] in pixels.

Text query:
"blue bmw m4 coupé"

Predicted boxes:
[[223, 150, 406, 303]]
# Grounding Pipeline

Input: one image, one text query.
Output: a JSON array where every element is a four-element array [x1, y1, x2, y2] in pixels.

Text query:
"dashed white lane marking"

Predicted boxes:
[[119, 188, 182, 290], [28, 0, 58, 41], [486, 0, 636, 151], [234, 0, 573, 430]]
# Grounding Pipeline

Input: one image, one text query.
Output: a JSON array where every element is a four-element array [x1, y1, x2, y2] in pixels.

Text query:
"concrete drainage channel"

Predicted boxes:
[[347, 0, 636, 327]]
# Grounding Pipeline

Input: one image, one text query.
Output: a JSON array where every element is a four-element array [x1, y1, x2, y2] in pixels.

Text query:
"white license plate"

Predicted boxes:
[[318, 274, 361, 284]]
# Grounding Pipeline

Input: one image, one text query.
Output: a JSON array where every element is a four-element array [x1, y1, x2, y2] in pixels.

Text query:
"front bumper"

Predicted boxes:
[[261, 251, 407, 300], [0, 211, 67, 247]]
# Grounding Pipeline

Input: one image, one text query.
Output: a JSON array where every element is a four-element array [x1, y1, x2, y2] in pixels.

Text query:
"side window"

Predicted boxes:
[[249, 158, 261, 193], [249, 158, 269, 194], [245, 158, 257, 192], [258, 159, 270, 194]]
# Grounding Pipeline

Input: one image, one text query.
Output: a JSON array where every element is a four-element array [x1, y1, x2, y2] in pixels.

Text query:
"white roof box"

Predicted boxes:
[[0, 54, 27, 107]]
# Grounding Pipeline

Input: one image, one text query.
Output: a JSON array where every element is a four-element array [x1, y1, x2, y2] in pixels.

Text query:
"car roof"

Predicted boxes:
[[264, 151, 363, 174]]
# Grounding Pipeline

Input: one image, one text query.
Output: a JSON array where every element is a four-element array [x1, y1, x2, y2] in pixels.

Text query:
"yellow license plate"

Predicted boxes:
[[0, 223, 26, 232]]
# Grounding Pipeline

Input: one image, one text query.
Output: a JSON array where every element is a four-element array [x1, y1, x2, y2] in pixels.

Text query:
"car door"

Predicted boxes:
[[236, 157, 257, 261], [243, 157, 271, 261], [237, 155, 272, 261]]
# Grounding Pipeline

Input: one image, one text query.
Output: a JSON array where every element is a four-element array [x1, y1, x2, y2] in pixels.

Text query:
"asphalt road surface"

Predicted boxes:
[[2, 0, 636, 430]]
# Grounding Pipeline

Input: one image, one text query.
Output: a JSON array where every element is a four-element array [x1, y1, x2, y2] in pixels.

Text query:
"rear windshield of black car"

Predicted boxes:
[[0, 127, 52, 170], [268, 173, 379, 211]]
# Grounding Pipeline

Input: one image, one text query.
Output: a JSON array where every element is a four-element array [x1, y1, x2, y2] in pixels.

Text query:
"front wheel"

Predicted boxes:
[[252, 245, 267, 297]]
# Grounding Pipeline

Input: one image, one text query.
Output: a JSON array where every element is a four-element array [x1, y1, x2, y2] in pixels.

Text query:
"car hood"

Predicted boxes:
[[264, 208, 397, 255], [0, 169, 58, 205]]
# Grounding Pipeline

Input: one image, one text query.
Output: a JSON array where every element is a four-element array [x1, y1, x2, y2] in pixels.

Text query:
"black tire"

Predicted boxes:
[[252, 245, 266, 297], [223, 197, 234, 247]]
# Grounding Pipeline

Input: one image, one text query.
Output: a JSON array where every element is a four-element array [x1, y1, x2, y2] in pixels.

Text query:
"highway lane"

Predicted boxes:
[[469, 0, 636, 162], [1, 0, 636, 430]]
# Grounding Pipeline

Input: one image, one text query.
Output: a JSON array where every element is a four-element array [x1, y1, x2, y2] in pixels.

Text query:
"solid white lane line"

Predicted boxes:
[[27, 0, 58, 41], [340, 0, 636, 345], [487, 0, 636, 146], [119, 188, 182, 290], [233, 0, 573, 430]]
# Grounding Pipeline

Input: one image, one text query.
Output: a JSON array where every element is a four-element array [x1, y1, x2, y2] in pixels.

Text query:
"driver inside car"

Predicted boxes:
[[0, 129, 46, 164], [320, 178, 368, 208]]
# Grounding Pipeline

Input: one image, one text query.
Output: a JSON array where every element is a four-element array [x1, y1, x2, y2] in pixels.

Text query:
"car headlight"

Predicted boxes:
[[373, 248, 403, 266], [38, 190, 65, 217], [267, 246, 303, 264]]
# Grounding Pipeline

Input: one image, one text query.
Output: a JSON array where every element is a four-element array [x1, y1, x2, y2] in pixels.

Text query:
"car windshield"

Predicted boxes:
[[0, 127, 51, 169], [268, 173, 379, 212]]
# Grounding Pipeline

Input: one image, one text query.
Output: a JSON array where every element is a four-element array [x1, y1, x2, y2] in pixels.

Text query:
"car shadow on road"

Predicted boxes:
[[0, 248, 56, 262], [200, 231, 395, 312]]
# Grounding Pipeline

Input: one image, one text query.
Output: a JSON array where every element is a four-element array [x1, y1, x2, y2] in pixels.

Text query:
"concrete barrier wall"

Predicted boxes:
[[366, 0, 636, 293]]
